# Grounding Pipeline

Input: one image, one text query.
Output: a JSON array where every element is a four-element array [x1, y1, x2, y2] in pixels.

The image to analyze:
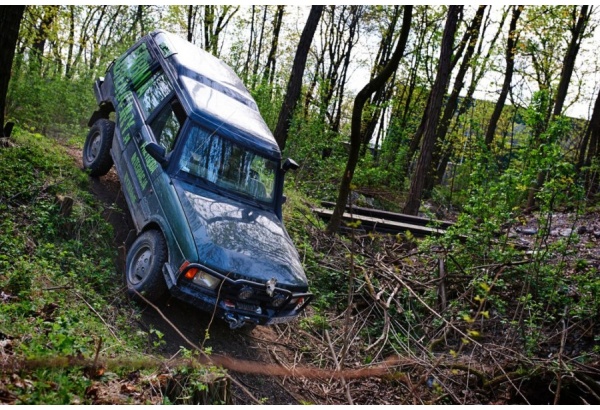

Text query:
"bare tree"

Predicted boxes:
[[327, 5, 413, 234], [484, 6, 524, 148], [553, 5, 591, 117], [274, 6, 324, 151], [403, 6, 462, 216], [263, 6, 284, 86]]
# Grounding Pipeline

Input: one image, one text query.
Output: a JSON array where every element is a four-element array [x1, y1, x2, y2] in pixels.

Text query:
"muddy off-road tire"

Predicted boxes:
[[125, 229, 168, 303], [83, 119, 114, 177]]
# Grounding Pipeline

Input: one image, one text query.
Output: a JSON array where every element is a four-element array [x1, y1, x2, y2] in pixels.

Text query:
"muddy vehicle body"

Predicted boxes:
[[83, 30, 311, 328]]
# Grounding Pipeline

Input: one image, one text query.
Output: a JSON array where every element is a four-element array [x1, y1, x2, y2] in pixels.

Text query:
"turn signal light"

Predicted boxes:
[[184, 267, 199, 280]]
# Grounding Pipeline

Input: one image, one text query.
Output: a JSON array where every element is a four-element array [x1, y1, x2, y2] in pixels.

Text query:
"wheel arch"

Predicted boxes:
[[87, 102, 115, 127], [139, 218, 181, 286]]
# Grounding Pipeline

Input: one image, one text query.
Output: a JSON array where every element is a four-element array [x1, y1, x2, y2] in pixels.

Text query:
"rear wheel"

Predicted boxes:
[[83, 119, 114, 177], [125, 229, 168, 303]]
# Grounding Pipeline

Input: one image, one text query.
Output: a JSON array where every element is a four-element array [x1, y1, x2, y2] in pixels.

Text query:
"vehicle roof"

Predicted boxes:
[[150, 30, 281, 159]]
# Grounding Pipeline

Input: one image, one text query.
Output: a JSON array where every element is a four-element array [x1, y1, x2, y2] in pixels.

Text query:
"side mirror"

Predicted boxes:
[[145, 142, 168, 167], [282, 158, 299, 172]]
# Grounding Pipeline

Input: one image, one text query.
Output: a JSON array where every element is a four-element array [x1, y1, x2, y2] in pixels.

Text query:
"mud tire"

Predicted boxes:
[[83, 119, 114, 177], [125, 229, 168, 303]]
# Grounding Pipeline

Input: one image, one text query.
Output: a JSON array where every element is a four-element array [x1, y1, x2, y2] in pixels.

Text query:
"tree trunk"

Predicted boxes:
[[243, 6, 256, 81], [31, 5, 59, 72], [426, 5, 486, 190], [203, 6, 240, 56], [403, 6, 462, 216], [137, 5, 145, 37], [187, 5, 199, 43], [331, 15, 357, 134], [582, 85, 600, 197], [0, 5, 25, 135], [251, 6, 267, 87], [437, 6, 509, 181], [274, 6, 324, 151], [485, 6, 524, 148], [360, 6, 402, 157], [65, 5, 75, 78], [327, 6, 412, 234], [263, 6, 284, 86], [553, 5, 590, 117]]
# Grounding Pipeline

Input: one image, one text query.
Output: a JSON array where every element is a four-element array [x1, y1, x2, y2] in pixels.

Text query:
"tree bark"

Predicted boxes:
[[484, 5, 524, 148], [274, 6, 324, 151], [403, 6, 462, 216], [0, 5, 25, 135], [327, 5, 412, 234]]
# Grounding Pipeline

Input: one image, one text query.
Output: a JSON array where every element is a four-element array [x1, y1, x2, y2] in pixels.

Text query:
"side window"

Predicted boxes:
[[149, 100, 183, 151], [137, 70, 172, 118], [113, 42, 154, 94]]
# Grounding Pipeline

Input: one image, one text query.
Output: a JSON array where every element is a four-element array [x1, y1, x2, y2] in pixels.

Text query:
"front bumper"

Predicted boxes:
[[169, 263, 312, 328]]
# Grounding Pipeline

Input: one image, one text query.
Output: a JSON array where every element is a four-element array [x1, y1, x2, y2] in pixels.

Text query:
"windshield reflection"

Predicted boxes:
[[177, 124, 277, 204]]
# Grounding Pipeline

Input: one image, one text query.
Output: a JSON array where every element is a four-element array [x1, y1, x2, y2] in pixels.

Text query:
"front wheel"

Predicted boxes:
[[83, 118, 114, 177], [125, 229, 168, 303]]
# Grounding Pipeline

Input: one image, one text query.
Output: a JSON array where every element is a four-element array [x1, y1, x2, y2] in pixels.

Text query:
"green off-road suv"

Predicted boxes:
[[83, 30, 311, 328]]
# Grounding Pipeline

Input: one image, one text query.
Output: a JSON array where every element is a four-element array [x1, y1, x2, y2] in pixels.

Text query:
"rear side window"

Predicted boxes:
[[137, 71, 173, 118], [113, 42, 155, 93]]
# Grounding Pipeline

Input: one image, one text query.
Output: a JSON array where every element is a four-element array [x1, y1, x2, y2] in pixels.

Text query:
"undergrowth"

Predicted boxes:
[[0, 128, 224, 404]]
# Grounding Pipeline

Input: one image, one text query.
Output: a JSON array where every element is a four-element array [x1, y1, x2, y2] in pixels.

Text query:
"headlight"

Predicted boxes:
[[238, 286, 254, 300], [183, 266, 221, 290]]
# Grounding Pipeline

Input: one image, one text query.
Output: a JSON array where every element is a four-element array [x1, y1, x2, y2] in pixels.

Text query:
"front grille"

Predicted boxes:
[[236, 301, 260, 312], [220, 282, 291, 310]]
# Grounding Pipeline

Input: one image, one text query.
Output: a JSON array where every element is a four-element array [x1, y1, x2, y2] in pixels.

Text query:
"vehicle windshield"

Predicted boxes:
[[177, 124, 277, 204]]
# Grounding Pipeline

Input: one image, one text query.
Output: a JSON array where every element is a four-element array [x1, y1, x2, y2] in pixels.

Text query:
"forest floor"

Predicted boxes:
[[62, 144, 600, 405]]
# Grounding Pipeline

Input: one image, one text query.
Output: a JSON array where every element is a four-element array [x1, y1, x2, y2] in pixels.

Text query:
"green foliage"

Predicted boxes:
[[7, 60, 96, 141], [249, 78, 285, 131], [0, 128, 152, 403], [283, 113, 347, 202], [424, 90, 596, 358]]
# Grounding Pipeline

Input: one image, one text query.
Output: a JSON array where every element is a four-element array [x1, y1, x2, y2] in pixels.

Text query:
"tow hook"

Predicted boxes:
[[225, 313, 245, 330]]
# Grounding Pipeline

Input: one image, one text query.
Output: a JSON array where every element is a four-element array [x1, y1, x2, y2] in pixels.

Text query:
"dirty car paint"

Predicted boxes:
[[174, 180, 307, 289]]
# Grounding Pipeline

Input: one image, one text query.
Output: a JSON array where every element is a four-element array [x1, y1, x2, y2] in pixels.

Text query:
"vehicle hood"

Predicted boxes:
[[173, 180, 307, 288]]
